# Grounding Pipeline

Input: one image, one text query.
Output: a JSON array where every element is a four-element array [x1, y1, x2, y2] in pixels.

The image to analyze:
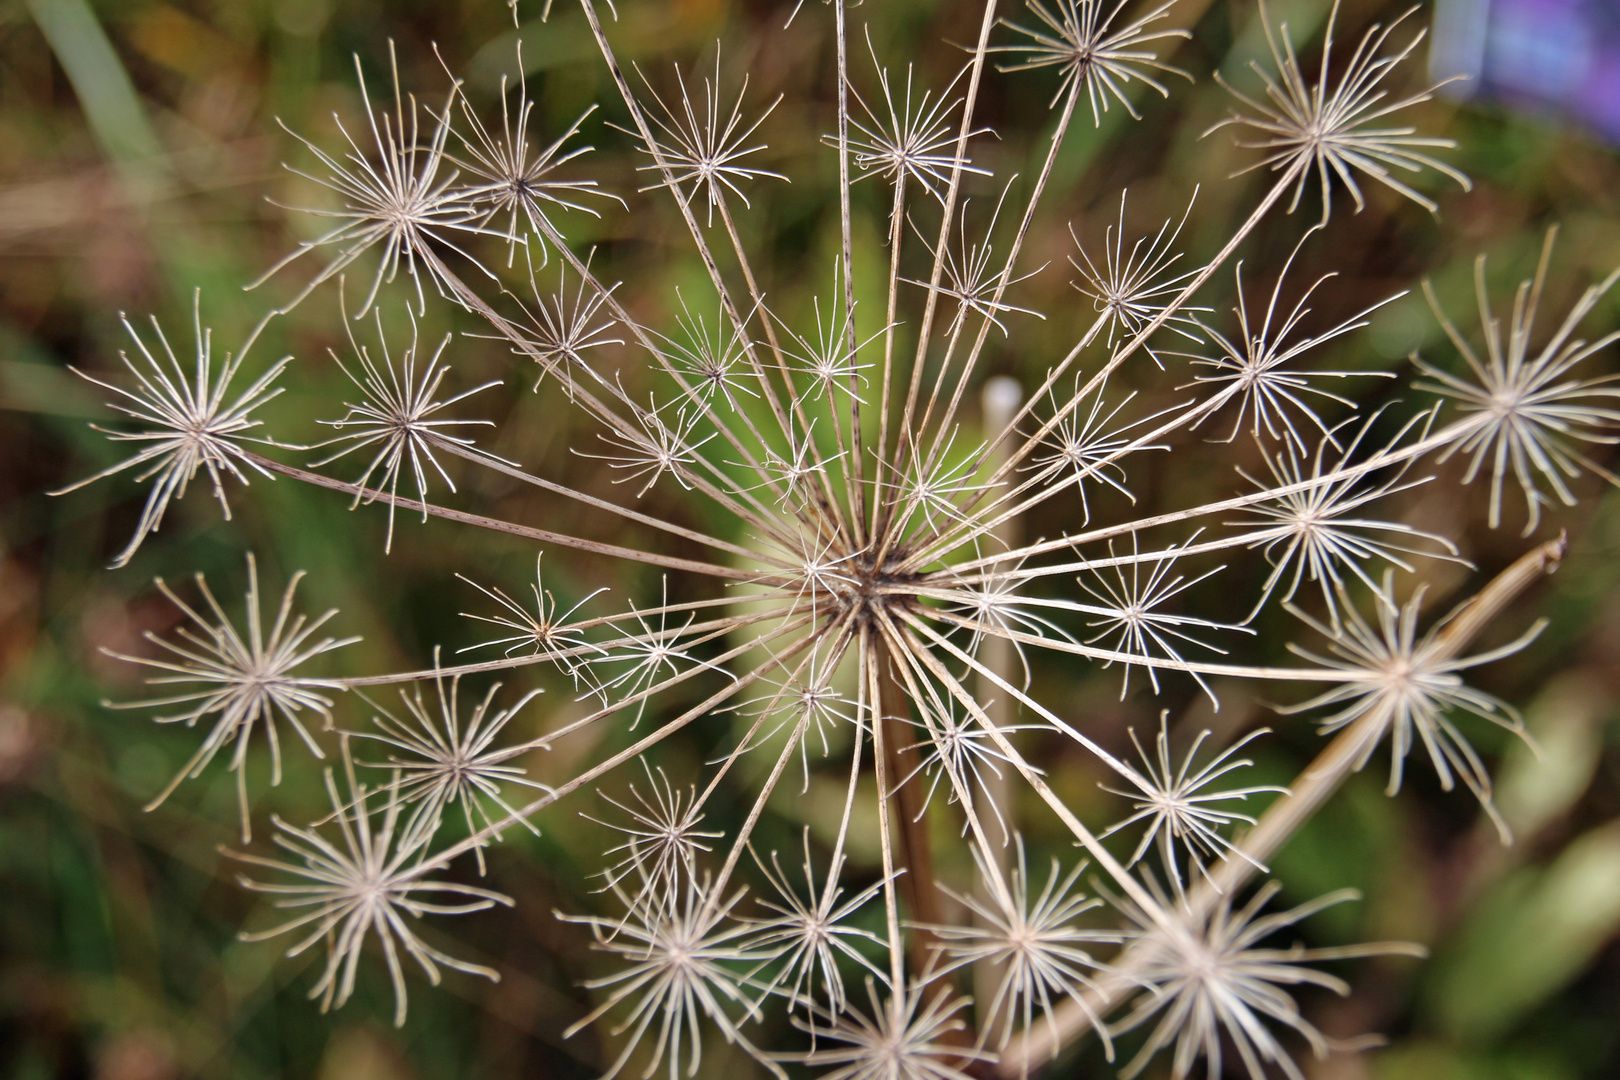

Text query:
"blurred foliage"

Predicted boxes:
[[2, 0, 1620, 1078]]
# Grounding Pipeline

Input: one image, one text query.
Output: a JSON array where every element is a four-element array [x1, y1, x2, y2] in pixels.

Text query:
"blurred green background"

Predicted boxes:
[[3, 0, 1620, 1077]]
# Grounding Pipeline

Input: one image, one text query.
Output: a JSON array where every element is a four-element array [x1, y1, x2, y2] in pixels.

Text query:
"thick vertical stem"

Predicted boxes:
[[863, 626, 909, 997], [875, 634, 947, 979]]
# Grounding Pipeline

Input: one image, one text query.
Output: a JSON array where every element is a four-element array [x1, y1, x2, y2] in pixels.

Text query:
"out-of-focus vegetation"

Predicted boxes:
[[2, 0, 1619, 1077]]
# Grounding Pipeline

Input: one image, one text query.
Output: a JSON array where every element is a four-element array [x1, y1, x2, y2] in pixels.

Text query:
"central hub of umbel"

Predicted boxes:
[[798, 544, 921, 624]]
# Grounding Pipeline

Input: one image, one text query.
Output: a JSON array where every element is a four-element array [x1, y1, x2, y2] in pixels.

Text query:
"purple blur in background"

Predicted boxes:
[[1434, 0, 1620, 141]]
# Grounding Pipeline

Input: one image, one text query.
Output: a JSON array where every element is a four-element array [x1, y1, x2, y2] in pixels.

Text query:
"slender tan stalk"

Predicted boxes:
[[995, 536, 1568, 1075]]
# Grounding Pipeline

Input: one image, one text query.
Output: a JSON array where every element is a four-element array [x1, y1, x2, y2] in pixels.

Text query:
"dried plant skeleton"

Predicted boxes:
[[57, 0, 1615, 1078]]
